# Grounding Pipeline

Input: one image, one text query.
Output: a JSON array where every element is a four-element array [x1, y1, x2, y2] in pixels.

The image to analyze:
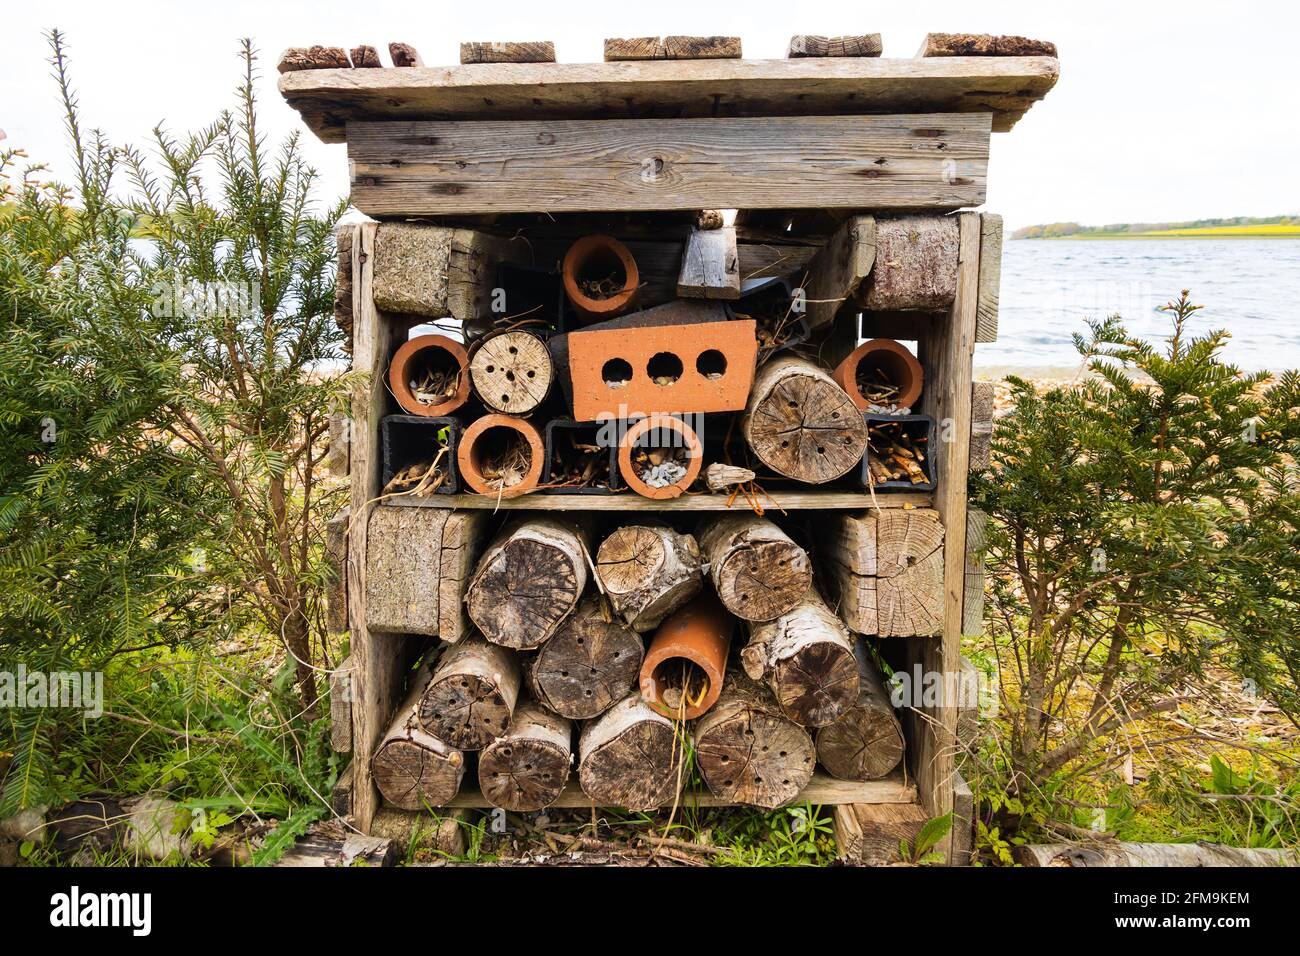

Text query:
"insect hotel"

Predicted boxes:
[[282, 31, 1058, 864]]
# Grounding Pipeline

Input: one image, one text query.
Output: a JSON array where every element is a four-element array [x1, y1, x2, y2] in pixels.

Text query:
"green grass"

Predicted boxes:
[[1055, 224, 1300, 240]]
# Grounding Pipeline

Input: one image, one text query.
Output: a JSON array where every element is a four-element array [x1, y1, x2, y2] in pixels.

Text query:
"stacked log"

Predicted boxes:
[[417, 636, 521, 750], [578, 693, 683, 810], [477, 699, 572, 811], [527, 596, 644, 718], [595, 524, 702, 632], [372, 661, 466, 810], [698, 515, 811, 621], [815, 644, 905, 780]]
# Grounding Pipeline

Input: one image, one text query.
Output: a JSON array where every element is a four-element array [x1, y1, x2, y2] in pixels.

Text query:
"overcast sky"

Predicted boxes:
[[3, 0, 1297, 230]]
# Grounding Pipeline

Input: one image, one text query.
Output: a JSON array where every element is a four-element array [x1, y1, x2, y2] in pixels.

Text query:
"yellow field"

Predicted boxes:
[[1068, 223, 1300, 239]]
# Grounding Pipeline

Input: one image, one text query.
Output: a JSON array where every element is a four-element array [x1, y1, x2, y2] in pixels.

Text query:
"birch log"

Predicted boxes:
[[417, 636, 521, 750], [742, 356, 867, 483], [527, 596, 644, 719], [371, 662, 465, 810], [698, 514, 812, 621], [595, 524, 702, 632], [578, 693, 682, 810], [743, 590, 860, 727], [815, 644, 905, 780], [477, 699, 572, 811], [1015, 842, 1300, 868], [694, 669, 816, 808], [466, 518, 590, 649]]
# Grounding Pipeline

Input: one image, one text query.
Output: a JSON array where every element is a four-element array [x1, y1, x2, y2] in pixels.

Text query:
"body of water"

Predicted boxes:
[[979, 239, 1300, 373]]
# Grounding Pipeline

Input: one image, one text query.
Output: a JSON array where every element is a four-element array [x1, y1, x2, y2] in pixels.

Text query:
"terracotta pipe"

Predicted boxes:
[[640, 592, 733, 719], [833, 338, 924, 411], [389, 334, 472, 417], [457, 414, 545, 499], [617, 415, 703, 500], [562, 235, 640, 321]]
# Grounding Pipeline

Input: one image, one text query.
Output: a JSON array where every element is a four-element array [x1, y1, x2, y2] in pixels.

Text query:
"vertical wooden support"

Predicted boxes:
[[346, 222, 401, 832], [910, 209, 981, 862]]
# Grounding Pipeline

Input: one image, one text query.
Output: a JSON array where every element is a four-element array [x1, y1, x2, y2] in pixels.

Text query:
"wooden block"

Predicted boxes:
[[460, 41, 556, 64], [277, 46, 349, 74], [327, 413, 350, 477], [787, 35, 882, 58], [919, 33, 1058, 58], [330, 654, 355, 753], [347, 114, 990, 216], [677, 226, 740, 299], [437, 511, 487, 644], [858, 215, 960, 311], [962, 509, 988, 636], [350, 45, 382, 68], [874, 510, 944, 637], [803, 215, 875, 330], [604, 37, 740, 60], [331, 762, 354, 817], [388, 42, 422, 67], [969, 382, 994, 471], [365, 506, 449, 635], [834, 802, 930, 864], [951, 770, 974, 866], [976, 213, 1003, 342], [324, 506, 348, 633]]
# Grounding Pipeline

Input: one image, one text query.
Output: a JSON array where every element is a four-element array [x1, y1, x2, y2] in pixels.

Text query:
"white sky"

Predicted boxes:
[[3, 0, 1297, 230]]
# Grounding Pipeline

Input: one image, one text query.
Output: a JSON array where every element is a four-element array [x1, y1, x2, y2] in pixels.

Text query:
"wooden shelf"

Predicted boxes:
[[384, 491, 933, 512], [435, 769, 916, 811]]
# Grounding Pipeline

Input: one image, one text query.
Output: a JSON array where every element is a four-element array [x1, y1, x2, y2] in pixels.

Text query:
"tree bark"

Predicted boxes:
[[528, 596, 644, 719], [578, 693, 682, 810], [417, 636, 522, 750], [466, 517, 590, 649], [1015, 841, 1300, 868], [815, 645, 905, 780], [694, 669, 816, 808], [372, 661, 466, 810], [743, 589, 860, 727], [477, 699, 573, 811], [742, 356, 867, 483], [698, 514, 812, 622], [595, 524, 702, 632]]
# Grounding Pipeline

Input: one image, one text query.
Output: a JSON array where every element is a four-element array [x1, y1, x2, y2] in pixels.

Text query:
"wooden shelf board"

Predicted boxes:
[[435, 769, 916, 811], [384, 491, 932, 512], [280, 56, 1059, 143]]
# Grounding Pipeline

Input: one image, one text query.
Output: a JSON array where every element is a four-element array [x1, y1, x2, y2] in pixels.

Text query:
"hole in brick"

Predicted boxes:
[[647, 352, 683, 386], [696, 349, 727, 380], [602, 358, 633, 388]]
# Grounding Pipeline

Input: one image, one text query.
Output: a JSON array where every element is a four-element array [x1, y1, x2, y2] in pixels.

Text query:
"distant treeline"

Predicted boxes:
[[1012, 215, 1300, 239]]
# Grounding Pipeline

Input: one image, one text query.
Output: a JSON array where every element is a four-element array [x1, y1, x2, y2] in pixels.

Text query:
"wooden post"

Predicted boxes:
[[802, 216, 875, 331], [477, 699, 572, 811], [697, 514, 812, 622], [742, 589, 860, 727], [577, 693, 682, 810], [324, 507, 348, 634], [417, 636, 522, 750], [595, 524, 703, 632], [329, 654, 355, 753], [466, 518, 590, 649], [677, 225, 740, 299], [694, 669, 816, 808], [527, 596, 644, 719], [742, 356, 867, 483]]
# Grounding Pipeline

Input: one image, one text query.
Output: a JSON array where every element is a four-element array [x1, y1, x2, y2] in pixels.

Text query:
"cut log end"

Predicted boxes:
[[715, 538, 811, 622], [419, 672, 513, 751], [745, 360, 867, 483], [529, 599, 644, 719], [596, 525, 702, 632], [578, 696, 681, 810], [372, 738, 464, 811], [469, 330, 553, 415], [477, 704, 572, 812], [771, 641, 860, 727]]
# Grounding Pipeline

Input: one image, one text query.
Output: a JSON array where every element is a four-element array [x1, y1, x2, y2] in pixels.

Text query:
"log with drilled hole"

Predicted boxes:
[[595, 524, 703, 632], [477, 699, 572, 811], [577, 693, 682, 810], [698, 514, 812, 622], [693, 669, 816, 808], [372, 661, 466, 809], [527, 596, 644, 719], [742, 589, 860, 727], [469, 329, 554, 415], [815, 643, 905, 780], [742, 356, 868, 483], [466, 517, 590, 649], [417, 636, 521, 750]]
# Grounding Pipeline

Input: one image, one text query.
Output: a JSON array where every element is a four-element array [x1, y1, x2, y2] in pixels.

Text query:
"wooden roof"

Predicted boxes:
[[280, 56, 1059, 144]]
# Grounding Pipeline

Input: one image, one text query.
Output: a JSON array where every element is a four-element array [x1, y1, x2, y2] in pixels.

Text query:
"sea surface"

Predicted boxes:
[[980, 240, 1300, 374]]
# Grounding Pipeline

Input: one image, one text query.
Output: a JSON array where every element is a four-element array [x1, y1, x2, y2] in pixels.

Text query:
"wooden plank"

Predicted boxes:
[[912, 210, 980, 863], [279, 57, 1060, 143], [677, 226, 740, 299], [348, 114, 990, 216], [962, 508, 988, 636], [976, 213, 1003, 342], [438, 768, 916, 810], [803, 215, 875, 331], [327, 413, 350, 477], [324, 506, 348, 634], [969, 381, 994, 470], [951, 769, 974, 865], [460, 41, 555, 64], [382, 490, 933, 512], [956, 655, 982, 748], [329, 654, 355, 753], [346, 222, 402, 833], [605, 36, 741, 60], [787, 35, 882, 58]]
